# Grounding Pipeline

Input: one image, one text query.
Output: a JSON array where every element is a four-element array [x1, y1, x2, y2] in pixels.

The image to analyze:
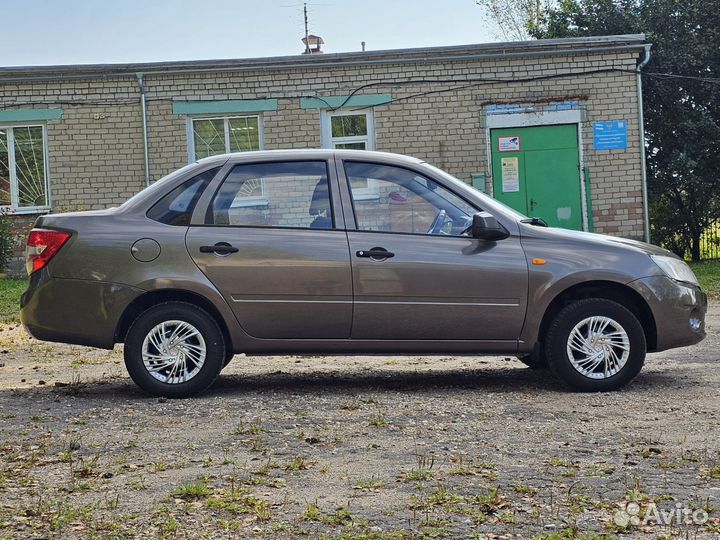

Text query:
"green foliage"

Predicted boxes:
[[0, 278, 25, 322], [475, 0, 549, 40], [688, 261, 720, 298], [0, 217, 16, 272], [532, 0, 720, 260]]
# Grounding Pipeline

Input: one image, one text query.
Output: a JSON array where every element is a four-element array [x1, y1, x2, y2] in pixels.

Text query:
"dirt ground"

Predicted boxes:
[[0, 305, 718, 540]]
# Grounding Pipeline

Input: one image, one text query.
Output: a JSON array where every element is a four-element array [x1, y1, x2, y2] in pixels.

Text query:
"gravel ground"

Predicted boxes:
[[0, 305, 718, 540]]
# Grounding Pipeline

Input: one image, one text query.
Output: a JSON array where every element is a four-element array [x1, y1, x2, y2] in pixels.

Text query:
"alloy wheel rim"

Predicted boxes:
[[141, 320, 206, 384], [566, 316, 630, 379]]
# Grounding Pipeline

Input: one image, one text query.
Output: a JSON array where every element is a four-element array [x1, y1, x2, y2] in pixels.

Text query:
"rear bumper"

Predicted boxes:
[[629, 275, 707, 352], [21, 271, 143, 349]]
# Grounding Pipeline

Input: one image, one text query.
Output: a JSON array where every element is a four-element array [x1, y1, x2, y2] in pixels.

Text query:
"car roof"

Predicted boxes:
[[197, 149, 425, 166]]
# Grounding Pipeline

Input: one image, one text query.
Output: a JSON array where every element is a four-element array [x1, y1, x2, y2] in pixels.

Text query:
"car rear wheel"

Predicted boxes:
[[545, 298, 646, 391], [124, 302, 226, 398]]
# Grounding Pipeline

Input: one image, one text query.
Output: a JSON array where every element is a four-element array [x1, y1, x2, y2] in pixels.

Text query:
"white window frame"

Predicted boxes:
[[0, 123, 51, 215], [321, 109, 378, 200], [187, 114, 266, 207]]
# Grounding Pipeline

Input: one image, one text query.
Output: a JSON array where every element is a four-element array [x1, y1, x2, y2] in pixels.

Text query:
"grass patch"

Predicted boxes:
[[689, 261, 720, 298], [0, 278, 26, 322], [403, 468, 433, 482], [170, 480, 212, 500], [701, 465, 720, 480]]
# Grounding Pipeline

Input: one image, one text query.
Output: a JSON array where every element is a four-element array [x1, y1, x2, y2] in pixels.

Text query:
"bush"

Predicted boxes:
[[0, 217, 16, 273]]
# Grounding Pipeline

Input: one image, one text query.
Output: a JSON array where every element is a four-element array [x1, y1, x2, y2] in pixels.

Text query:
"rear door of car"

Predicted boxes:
[[186, 155, 353, 339], [336, 157, 528, 344]]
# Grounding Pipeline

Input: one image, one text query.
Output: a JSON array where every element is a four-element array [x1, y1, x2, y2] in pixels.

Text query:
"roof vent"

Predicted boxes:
[[302, 35, 324, 54]]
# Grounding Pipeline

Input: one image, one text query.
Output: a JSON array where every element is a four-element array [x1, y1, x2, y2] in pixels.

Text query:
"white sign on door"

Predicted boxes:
[[498, 135, 521, 152], [501, 157, 520, 193]]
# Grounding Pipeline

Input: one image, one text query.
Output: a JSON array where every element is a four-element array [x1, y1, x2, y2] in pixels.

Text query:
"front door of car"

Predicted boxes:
[[186, 159, 353, 339], [338, 160, 528, 342]]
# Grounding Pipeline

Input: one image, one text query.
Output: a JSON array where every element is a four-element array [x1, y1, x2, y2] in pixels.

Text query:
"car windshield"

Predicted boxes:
[[420, 162, 529, 222]]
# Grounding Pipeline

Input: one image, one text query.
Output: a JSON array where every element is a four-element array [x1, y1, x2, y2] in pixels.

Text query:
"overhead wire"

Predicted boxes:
[[0, 68, 718, 112]]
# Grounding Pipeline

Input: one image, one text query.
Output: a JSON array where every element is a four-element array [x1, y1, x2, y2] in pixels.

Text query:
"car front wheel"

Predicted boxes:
[[545, 298, 646, 391], [124, 302, 226, 398]]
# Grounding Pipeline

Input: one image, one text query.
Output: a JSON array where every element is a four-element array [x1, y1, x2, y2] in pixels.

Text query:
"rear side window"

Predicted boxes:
[[147, 167, 219, 225], [207, 161, 333, 229]]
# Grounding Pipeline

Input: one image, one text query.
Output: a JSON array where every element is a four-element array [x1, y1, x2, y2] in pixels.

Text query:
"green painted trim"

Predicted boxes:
[[300, 94, 392, 110], [584, 167, 594, 232], [0, 108, 63, 122], [172, 99, 278, 116]]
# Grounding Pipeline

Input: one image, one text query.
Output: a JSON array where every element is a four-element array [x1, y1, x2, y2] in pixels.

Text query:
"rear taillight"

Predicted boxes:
[[25, 229, 71, 275]]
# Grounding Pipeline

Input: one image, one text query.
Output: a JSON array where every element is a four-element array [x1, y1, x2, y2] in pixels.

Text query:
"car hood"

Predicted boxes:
[[519, 224, 678, 258]]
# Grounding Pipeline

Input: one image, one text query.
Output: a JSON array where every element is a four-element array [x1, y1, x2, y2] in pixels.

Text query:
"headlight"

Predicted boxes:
[[650, 255, 699, 286]]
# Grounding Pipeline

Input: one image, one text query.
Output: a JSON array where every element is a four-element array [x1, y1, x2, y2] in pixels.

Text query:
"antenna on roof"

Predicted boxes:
[[287, 1, 325, 54], [303, 3, 310, 54]]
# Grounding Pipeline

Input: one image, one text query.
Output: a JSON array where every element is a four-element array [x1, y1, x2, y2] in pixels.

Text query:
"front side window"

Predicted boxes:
[[208, 161, 333, 229], [322, 110, 377, 199], [345, 161, 477, 236], [0, 125, 49, 211], [191, 115, 262, 160]]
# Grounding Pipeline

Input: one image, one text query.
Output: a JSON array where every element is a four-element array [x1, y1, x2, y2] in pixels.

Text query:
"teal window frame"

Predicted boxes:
[[172, 99, 278, 116], [300, 94, 392, 110]]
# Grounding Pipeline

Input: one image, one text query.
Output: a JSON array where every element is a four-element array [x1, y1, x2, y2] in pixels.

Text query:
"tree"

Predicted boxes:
[[532, 0, 720, 261], [475, 0, 550, 40]]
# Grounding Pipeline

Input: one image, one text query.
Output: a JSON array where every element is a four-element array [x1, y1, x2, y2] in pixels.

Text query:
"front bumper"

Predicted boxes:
[[21, 271, 144, 349], [630, 275, 707, 352]]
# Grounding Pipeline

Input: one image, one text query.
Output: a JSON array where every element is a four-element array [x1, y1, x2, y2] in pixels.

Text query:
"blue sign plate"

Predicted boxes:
[[593, 121, 627, 150]]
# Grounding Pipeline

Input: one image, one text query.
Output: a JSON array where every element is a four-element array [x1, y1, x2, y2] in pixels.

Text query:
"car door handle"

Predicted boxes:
[[356, 248, 395, 260], [200, 242, 239, 255]]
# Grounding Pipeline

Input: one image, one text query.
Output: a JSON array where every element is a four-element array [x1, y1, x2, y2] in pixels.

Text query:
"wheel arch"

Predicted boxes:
[[536, 280, 657, 352], [115, 288, 233, 351]]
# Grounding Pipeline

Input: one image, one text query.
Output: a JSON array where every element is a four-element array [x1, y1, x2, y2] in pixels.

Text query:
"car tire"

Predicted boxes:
[[517, 348, 548, 370], [223, 351, 234, 369], [545, 298, 646, 392], [124, 302, 226, 398]]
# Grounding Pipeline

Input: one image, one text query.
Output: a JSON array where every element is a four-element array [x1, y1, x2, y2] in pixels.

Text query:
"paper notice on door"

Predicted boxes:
[[501, 157, 520, 193]]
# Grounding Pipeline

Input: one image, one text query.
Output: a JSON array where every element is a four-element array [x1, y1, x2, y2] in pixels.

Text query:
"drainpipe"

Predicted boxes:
[[637, 44, 651, 243], [136, 73, 151, 186]]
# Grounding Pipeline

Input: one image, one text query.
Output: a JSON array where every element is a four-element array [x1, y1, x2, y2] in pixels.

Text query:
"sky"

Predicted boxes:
[[0, 0, 500, 67]]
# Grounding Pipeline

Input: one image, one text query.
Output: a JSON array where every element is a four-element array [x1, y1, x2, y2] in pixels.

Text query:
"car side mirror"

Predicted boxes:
[[471, 212, 509, 241]]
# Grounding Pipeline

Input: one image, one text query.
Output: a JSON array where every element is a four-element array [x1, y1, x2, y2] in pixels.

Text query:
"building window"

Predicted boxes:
[[0, 125, 50, 213], [189, 115, 264, 204], [190, 115, 263, 160], [322, 110, 375, 151], [321, 110, 377, 199]]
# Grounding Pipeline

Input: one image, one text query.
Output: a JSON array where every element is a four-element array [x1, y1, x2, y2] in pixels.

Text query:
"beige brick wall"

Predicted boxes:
[[0, 44, 646, 261]]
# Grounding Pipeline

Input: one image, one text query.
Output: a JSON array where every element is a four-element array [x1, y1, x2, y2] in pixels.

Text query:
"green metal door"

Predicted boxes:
[[491, 124, 583, 230]]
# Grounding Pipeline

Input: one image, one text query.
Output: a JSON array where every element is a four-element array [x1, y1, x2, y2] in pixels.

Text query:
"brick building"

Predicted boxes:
[[0, 34, 650, 274]]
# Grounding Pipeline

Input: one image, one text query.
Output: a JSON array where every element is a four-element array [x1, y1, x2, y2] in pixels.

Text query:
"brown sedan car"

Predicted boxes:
[[21, 150, 706, 397]]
